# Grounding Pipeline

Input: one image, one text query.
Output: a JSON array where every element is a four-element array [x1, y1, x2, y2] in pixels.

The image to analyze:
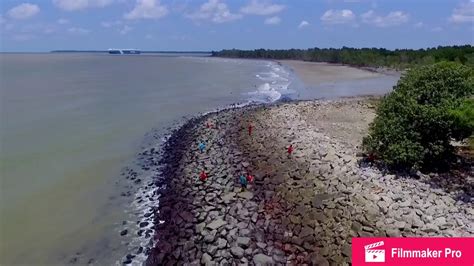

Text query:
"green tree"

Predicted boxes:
[[363, 62, 474, 170]]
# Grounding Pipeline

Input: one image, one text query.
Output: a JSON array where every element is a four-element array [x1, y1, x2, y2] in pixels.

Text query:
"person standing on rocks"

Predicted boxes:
[[199, 170, 208, 182], [248, 123, 253, 136], [239, 174, 248, 189], [287, 144, 294, 156], [198, 141, 206, 153], [246, 173, 254, 183]]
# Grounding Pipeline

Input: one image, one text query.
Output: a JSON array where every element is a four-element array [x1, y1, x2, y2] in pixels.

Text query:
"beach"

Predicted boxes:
[[278, 60, 383, 86], [142, 97, 473, 265]]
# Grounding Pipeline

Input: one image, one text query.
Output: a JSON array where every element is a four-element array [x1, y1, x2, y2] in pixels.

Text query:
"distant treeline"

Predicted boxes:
[[50, 50, 212, 54], [212, 45, 474, 69]]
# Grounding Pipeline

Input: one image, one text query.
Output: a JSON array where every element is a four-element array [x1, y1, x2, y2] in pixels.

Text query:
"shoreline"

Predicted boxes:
[[141, 97, 473, 265]]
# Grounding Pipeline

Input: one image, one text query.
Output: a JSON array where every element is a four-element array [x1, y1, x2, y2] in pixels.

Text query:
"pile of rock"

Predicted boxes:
[[145, 98, 473, 265]]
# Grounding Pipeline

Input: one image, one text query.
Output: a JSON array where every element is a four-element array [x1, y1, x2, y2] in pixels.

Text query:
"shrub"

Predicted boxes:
[[363, 62, 474, 170]]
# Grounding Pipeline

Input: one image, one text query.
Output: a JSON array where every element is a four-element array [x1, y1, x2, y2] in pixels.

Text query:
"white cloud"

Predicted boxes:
[[431, 26, 443, 32], [414, 21, 423, 28], [0, 15, 5, 25], [264, 16, 281, 25], [67, 27, 90, 34], [52, 0, 113, 11], [449, 1, 474, 23], [119, 25, 133, 34], [240, 0, 285, 16], [124, 0, 168, 20], [187, 0, 242, 23], [7, 3, 40, 20], [361, 10, 409, 27], [320, 9, 355, 24], [101, 20, 122, 27], [298, 20, 309, 29], [57, 18, 69, 24], [145, 34, 153, 39]]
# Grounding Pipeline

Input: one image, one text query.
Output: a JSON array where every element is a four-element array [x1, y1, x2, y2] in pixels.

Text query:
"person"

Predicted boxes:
[[199, 170, 208, 182], [248, 123, 253, 136], [246, 173, 254, 183], [239, 174, 248, 189], [287, 144, 294, 156], [198, 142, 206, 153]]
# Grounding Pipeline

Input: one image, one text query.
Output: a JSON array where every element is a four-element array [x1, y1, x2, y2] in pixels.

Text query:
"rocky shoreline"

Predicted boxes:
[[140, 98, 472, 265]]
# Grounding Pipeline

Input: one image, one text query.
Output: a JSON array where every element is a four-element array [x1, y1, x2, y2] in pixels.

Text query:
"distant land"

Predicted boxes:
[[50, 50, 212, 54]]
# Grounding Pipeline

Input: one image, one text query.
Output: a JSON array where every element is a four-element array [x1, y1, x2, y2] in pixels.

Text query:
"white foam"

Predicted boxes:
[[247, 61, 294, 103]]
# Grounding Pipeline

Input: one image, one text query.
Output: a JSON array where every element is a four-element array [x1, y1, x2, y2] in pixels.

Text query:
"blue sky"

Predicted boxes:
[[0, 0, 473, 52]]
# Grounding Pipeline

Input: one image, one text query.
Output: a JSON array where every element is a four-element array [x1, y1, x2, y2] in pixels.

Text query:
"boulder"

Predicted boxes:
[[253, 254, 274, 265], [207, 218, 227, 230], [230, 246, 244, 258]]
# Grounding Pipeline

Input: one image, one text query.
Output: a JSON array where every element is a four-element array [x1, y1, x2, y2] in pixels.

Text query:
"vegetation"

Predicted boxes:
[[362, 62, 474, 171], [212, 45, 474, 69]]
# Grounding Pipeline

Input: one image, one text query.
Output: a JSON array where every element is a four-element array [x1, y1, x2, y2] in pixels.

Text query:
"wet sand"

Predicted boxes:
[[278, 60, 383, 86], [143, 98, 473, 265]]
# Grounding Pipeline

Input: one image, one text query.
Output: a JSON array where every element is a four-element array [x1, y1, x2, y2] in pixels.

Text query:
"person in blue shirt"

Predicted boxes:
[[239, 174, 248, 189]]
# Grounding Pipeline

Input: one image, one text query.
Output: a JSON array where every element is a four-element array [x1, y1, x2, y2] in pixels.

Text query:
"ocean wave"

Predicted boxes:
[[247, 61, 294, 103]]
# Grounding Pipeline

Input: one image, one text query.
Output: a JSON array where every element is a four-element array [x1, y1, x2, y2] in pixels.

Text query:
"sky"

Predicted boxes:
[[0, 0, 473, 52]]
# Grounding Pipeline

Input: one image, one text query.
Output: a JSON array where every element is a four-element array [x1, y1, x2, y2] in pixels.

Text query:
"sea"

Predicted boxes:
[[0, 53, 397, 265]]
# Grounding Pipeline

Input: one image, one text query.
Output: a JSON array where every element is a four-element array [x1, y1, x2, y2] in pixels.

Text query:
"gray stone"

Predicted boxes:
[[204, 230, 217, 243], [238, 191, 254, 200], [394, 221, 406, 229], [386, 228, 400, 237], [342, 244, 352, 257], [201, 253, 213, 265], [217, 238, 227, 249], [230, 246, 244, 258], [309, 252, 329, 266], [207, 218, 227, 230], [221, 192, 236, 203], [300, 226, 313, 238], [253, 254, 274, 265], [351, 221, 362, 232], [208, 245, 218, 256], [237, 237, 251, 248]]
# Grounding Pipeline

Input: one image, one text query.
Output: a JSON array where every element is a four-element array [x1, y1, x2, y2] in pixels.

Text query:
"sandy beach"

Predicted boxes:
[[278, 60, 383, 86], [140, 98, 473, 265]]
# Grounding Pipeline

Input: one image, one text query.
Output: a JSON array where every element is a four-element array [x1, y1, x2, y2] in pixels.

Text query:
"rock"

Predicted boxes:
[[238, 191, 254, 200], [386, 228, 400, 237], [394, 221, 406, 229], [230, 246, 244, 258], [120, 229, 128, 236], [300, 226, 313, 238], [207, 218, 227, 230], [342, 244, 351, 257], [139, 221, 149, 228], [434, 217, 447, 227], [201, 253, 213, 265], [237, 237, 251, 248], [208, 245, 218, 256], [221, 192, 236, 203], [308, 252, 329, 266], [196, 222, 206, 234], [217, 238, 227, 249], [351, 221, 362, 232], [253, 254, 274, 265], [204, 230, 217, 243]]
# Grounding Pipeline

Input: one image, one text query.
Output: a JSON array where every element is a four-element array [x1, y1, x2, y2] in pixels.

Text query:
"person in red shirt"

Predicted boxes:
[[248, 123, 253, 136], [199, 170, 208, 182], [246, 173, 254, 183], [287, 144, 294, 156]]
